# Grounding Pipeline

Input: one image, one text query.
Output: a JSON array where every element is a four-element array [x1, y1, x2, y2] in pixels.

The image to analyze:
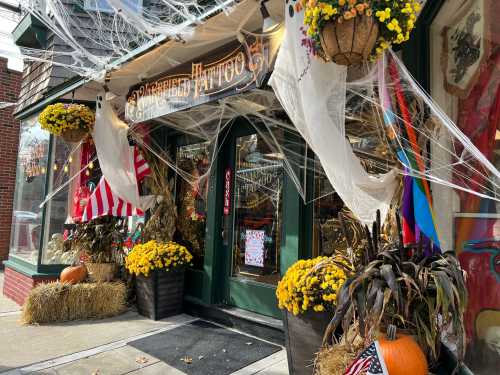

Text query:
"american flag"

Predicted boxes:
[[344, 341, 388, 375], [82, 146, 151, 221]]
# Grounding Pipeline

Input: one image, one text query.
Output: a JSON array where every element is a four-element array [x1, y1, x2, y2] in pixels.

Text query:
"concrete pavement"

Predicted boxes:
[[0, 271, 288, 375]]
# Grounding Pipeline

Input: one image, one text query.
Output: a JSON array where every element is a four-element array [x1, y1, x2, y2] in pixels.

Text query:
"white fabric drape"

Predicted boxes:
[[269, 9, 397, 227], [92, 93, 155, 211]]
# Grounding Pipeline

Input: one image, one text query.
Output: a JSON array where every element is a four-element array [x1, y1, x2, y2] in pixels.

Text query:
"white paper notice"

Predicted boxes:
[[244, 229, 265, 267]]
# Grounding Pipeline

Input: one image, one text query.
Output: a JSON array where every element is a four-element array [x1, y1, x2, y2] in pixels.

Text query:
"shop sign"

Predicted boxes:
[[125, 37, 271, 123], [223, 168, 232, 216]]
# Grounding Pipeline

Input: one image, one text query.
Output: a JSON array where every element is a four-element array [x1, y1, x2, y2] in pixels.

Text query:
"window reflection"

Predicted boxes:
[[10, 117, 49, 264]]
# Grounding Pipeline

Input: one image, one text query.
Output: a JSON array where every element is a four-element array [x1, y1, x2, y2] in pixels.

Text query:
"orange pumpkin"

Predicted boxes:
[[378, 325, 428, 375], [60, 264, 87, 284]]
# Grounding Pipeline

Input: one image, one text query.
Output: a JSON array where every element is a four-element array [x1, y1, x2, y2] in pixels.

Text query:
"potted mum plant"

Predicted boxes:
[[125, 240, 192, 320], [38, 103, 95, 143], [301, 0, 421, 65], [276, 256, 348, 375]]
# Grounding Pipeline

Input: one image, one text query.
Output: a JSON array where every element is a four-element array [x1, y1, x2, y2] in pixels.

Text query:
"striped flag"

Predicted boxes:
[[82, 146, 150, 222], [344, 342, 388, 375]]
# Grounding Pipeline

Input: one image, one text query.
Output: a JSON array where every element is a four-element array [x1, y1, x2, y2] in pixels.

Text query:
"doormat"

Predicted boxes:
[[129, 320, 282, 375]]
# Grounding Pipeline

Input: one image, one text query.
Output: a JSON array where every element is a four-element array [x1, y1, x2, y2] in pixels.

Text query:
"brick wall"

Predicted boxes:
[[0, 57, 22, 265], [3, 266, 57, 306]]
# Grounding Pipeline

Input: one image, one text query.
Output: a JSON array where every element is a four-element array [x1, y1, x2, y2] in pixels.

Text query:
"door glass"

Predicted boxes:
[[232, 134, 283, 285]]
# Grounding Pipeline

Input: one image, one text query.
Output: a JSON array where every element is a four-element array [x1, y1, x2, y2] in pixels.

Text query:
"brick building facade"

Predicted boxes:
[[0, 57, 22, 265]]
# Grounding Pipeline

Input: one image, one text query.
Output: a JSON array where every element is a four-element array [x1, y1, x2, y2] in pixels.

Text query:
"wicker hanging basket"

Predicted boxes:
[[61, 128, 88, 143], [320, 16, 379, 66]]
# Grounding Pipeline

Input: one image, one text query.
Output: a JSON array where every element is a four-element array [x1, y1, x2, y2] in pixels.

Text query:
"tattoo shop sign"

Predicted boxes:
[[125, 37, 272, 123]]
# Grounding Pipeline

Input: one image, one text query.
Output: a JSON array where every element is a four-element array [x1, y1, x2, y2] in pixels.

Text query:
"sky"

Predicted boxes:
[[0, 1, 23, 72]]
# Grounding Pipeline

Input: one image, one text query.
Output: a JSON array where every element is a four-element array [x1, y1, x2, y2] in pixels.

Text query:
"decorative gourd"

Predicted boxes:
[[378, 325, 428, 375], [60, 264, 87, 284]]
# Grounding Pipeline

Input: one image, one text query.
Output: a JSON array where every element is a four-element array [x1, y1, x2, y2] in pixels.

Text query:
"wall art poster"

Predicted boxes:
[[244, 229, 265, 267], [441, 0, 493, 98]]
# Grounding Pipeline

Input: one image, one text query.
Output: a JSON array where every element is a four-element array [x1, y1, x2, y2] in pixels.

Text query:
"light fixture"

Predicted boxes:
[[53, 163, 58, 171], [88, 161, 94, 170], [260, 0, 278, 32], [68, 156, 73, 163], [64, 165, 69, 173], [85, 169, 90, 176]]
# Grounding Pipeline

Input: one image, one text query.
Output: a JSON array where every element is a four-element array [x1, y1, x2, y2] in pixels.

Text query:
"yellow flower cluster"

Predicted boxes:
[[125, 240, 193, 277], [39, 103, 95, 136], [301, 0, 421, 60], [276, 256, 347, 315]]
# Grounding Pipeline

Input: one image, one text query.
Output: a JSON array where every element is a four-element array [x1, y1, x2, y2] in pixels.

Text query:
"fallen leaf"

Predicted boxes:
[[91, 371, 100, 375], [222, 349, 227, 353], [180, 356, 193, 364], [198, 355, 204, 360], [135, 356, 149, 364], [246, 342, 253, 346]]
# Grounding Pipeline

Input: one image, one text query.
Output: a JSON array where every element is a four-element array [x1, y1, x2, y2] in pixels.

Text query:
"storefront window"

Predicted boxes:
[[10, 116, 50, 264], [232, 134, 283, 285], [430, 1, 500, 371], [174, 142, 210, 269]]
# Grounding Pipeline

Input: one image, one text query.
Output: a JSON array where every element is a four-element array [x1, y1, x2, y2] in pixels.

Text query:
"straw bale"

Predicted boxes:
[[22, 281, 126, 324]]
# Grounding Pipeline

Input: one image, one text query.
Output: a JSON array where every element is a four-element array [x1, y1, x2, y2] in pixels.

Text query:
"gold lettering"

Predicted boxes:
[[224, 59, 234, 83]]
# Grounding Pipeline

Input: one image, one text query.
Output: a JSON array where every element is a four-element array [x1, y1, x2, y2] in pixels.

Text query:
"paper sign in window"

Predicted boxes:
[[244, 229, 265, 267]]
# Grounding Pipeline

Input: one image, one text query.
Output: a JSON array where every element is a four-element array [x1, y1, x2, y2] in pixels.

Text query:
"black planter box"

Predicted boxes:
[[283, 310, 331, 375], [136, 268, 185, 320]]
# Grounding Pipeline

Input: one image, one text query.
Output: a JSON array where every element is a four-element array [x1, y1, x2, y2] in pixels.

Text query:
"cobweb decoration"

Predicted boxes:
[[43, 50, 500, 228], [11, 0, 240, 79]]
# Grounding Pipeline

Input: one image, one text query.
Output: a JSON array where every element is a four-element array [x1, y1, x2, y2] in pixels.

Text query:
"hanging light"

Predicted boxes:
[[68, 156, 73, 163], [260, 0, 278, 32], [85, 169, 90, 176], [41, 167, 46, 174], [53, 162, 58, 171], [64, 165, 69, 173], [88, 161, 94, 169]]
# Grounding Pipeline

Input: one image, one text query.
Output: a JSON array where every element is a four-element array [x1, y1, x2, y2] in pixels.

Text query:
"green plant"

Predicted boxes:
[[323, 213, 467, 365], [69, 216, 127, 263]]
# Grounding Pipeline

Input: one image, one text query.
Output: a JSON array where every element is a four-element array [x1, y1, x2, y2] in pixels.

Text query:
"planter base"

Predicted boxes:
[[283, 310, 331, 375], [136, 268, 185, 320]]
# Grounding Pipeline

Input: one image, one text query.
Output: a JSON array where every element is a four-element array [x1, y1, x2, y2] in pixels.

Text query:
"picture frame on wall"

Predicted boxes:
[[441, 0, 493, 98]]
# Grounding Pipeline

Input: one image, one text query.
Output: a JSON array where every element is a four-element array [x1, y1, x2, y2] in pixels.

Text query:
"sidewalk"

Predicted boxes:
[[0, 271, 288, 375]]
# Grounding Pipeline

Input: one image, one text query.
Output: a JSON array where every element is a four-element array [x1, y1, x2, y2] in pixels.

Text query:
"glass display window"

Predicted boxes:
[[174, 141, 210, 269], [10, 116, 50, 264], [430, 1, 500, 371]]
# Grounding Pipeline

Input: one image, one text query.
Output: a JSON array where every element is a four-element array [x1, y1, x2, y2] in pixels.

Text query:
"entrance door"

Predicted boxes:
[[221, 123, 284, 318]]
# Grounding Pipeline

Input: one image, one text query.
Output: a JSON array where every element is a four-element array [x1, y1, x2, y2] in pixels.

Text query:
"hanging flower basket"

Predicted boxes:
[[301, 1, 422, 65], [38, 103, 95, 143], [320, 16, 379, 66]]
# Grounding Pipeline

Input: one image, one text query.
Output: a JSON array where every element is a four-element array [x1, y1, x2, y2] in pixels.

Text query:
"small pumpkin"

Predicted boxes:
[[378, 325, 428, 375], [60, 264, 87, 284]]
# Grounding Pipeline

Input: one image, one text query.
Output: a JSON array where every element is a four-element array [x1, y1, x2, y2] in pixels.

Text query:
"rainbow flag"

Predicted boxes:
[[378, 57, 440, 252]]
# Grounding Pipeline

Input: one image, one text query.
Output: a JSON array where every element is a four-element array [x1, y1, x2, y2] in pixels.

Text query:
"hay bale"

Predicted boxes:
[[22, 281, 126, 324], [315, 345, 358, 375]]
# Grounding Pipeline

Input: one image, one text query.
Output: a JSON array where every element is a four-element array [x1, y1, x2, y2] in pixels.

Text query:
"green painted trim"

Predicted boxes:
[[402, 0, 445, 92], [227, 278, 280, 318], [4, 260, 59, 278], [184, 268, 204, 300], [12, 14, 47, 49]]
